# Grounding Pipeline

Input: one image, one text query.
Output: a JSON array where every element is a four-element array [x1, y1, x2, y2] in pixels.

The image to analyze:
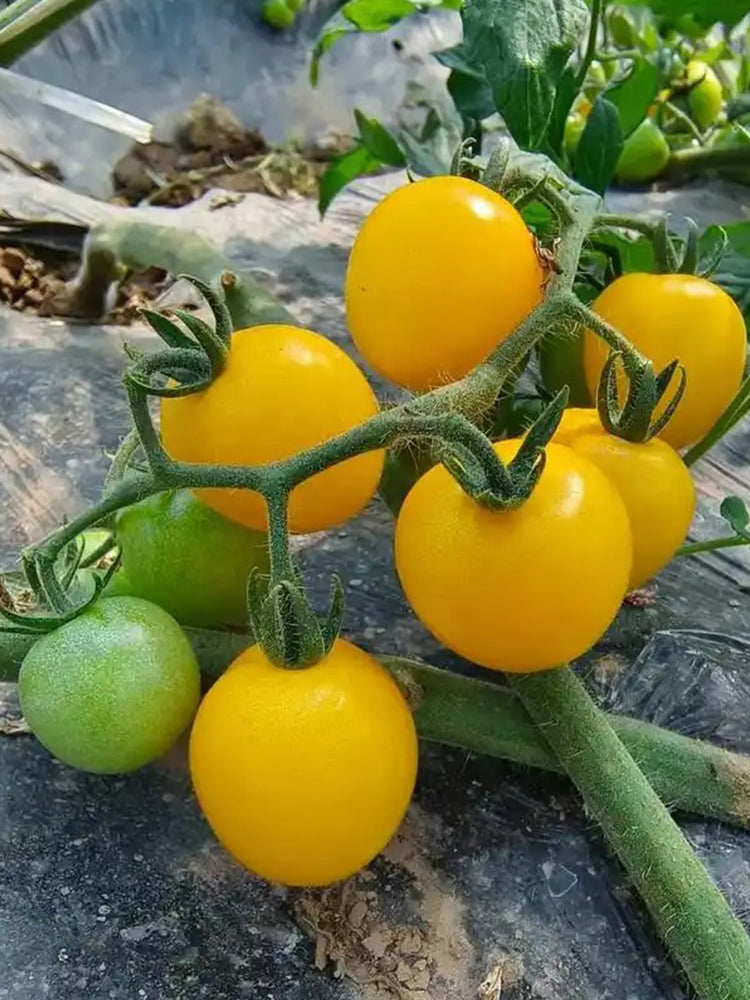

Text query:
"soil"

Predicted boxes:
[[111, 93, 344, 207], [0, 243, 174, 325], [293, 806, 517, 1000]]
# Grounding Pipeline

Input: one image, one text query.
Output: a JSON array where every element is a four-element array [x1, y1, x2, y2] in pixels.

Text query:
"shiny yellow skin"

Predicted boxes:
[[395, 440, 632, 673], [189, 640, 418, 887], [583, 274, 747, 451], [161, 325, 384, 534], [345, 176, 545, 391], [685, 60, 723, 131], [553, 409, 696, 589]]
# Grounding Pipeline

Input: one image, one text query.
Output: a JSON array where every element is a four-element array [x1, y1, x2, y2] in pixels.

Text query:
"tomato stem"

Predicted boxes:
[[677, 534, 748, 557], [510, 666, 750, 1000]]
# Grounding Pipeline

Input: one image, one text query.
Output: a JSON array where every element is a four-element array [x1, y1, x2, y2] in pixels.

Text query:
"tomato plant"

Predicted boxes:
[[114, 489, 269, 628], [553, 409, 696, 589], [345, 176, 545, 390], [395, 439, 632, 672], [189, 639, 417, 886], [584, 273, 747, 451], [160, 324, 384, 533], [18, 597, 200, 774]]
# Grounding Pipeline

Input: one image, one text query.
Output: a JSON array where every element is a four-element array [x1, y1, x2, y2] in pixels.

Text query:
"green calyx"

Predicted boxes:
[[597, 353, 686, 442], [443, 389, 569, 509], [246, 569, 344, 668], [129, 274, 232, 397]]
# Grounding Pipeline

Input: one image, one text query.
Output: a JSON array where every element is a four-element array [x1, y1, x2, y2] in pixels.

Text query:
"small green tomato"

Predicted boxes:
[[615, 119, 670, 184], [19, 597, 200, 774]]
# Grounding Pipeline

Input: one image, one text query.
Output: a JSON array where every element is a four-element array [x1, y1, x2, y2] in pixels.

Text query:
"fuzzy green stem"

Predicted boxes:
[[377, 657, 750, 829], [510, 667, 750, 1000], [677, 535, 748, 557], [668, 144, 750, 175], [266, 490, 295, 586], [567, 294, 649, 372]]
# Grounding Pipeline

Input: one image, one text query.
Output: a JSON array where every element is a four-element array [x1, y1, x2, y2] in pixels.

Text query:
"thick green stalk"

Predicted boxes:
[[668, 144, 750, 176], [74, 223, 293, 328], [573, 0, 603, 91], [511, 668, 750, 1000]]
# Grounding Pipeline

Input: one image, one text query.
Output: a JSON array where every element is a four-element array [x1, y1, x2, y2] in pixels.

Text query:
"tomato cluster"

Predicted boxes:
[[16, 173, 746, 889]]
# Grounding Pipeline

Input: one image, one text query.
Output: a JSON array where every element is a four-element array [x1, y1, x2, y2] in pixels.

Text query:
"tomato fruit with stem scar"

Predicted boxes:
[[345, 176, 545, 391], [583, 273, 747, 451], [395, 440, 632, 672], [552, 409, 695, 589], [19, 597, 200, 773], [160, 325, 384, 533], [189, 639, 417, 886]]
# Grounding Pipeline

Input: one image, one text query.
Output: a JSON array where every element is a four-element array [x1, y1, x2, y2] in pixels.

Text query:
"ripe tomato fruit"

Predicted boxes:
[[189, 639, 417, 886], [114, 489, 269, 628], [553, 409, 695, 589], [18, 597, 200, 774], [161, 325, 384, 533], [583, 273, 747, 451], [615, 119, 670, 184], [685, 60, 722, 131], [395, 440, 632, 672], [345, 176, 545, 391]]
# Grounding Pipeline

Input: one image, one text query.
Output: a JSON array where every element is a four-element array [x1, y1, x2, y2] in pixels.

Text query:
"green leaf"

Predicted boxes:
[[318, 144, 381, 216], [604, 58, 660, 138], [0, 0, 103, 66], [701, 221, 750, 320], [618, 0, 748, 29], [573, 98, 624, 194], [435, 44, 495, 123], [727, 94, 750, 122], [354, 109, 406, 166], [720, 496, 750, 536], [311, 0, 458, 84], [460, 0, 590, 149]]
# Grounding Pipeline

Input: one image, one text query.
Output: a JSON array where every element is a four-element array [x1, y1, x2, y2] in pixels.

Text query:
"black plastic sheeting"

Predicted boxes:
[[0, 0, 459, 195]]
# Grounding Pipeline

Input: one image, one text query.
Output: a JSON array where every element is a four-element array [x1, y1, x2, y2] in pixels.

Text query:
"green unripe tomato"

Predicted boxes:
[[19, 597, 200, 774], [262, 0, 295, 29], [115, 489, 269, 629], [615, 118, 670, 184], [102, 563, 135, 598], [607, 11, 637, 48], [685, 61, 722, 132]]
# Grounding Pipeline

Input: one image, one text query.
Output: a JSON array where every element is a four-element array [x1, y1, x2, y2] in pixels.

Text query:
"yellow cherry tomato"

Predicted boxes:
[[160, 325, 384, 533], [189, 639, 418, 887], [553, 409, 695, 589], [395, 440, 632, 672], [345, 176, 545, 391], [583, 274, 747, 451]]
